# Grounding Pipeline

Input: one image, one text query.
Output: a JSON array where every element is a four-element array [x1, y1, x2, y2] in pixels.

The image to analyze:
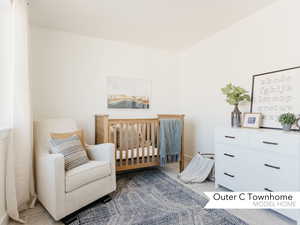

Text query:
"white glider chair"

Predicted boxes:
[[34, 119, 116, 220]]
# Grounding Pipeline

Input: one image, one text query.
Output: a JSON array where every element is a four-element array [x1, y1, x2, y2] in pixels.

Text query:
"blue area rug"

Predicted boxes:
[[62, 169, 248, 225]]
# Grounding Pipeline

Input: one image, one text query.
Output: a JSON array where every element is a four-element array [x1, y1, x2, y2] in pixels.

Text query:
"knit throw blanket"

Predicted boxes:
[[159, 119, 183, 167]]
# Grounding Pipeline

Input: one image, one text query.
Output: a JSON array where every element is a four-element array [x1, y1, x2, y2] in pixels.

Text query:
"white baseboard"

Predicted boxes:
[[0, 214, 8, 225]]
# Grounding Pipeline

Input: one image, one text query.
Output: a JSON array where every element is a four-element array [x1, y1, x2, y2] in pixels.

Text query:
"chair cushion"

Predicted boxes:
[[49, 135, 89, 171], [50, 129, 86, 148], [65, 161, 111, 193]]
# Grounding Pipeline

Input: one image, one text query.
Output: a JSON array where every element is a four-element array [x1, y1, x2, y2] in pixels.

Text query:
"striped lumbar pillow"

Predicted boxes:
[[49, 135, 89, 171]]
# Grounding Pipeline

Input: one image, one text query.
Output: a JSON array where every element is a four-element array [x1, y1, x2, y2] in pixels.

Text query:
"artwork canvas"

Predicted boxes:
[[107, 76, 151, 109], [250, 66, 300, 129]]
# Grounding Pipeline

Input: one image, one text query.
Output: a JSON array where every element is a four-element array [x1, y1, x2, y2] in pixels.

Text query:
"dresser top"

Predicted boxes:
[[216, 127, 300, 137]]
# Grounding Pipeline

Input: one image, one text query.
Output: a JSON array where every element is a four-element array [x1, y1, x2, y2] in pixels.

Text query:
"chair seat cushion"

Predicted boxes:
[[65, 161, 111, 193]]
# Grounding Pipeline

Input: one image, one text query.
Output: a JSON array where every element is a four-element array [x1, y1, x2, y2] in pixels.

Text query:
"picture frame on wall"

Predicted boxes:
[[242, 113, 262, 129], [106, 76, 151, 109], [250, 66, 300, 129]]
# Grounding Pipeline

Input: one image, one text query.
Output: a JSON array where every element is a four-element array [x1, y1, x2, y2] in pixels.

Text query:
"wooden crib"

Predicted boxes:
[[95, 114, 185, 172]]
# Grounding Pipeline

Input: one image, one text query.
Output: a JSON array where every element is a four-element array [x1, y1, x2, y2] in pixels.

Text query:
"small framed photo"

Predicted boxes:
[[242, 113, 262, 129]]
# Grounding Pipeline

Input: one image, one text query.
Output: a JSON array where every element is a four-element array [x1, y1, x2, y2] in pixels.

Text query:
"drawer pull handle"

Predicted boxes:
[[264, 188, 273, 192], [225, 136, 235, 139], [224, 172, 235, 178], [224, 153, 235, 158], [264, 164, 280, 170], [262, 141, 278, 145]]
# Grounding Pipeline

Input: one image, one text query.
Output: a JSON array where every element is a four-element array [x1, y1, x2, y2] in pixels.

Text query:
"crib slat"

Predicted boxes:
[[125, 122, 129, 166], [146, 122, 150, 163], [120, 123, 124, 165], [144, 122, 147, 163], [108, 124, 112, 143], [113, 125, 117, 162], [156, 121, 160, 163], [123, 123, 126, 165], [136, 122, 140, 165], [151, 122, 155, 162], [141, 122, 145, 163]]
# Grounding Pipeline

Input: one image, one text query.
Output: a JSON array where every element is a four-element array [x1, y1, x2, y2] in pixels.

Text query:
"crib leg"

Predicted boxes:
[[179, 160, 184, 172]]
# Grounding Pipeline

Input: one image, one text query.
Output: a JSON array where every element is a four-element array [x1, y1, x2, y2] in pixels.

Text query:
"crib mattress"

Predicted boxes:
[[116, 147, 158, 160]]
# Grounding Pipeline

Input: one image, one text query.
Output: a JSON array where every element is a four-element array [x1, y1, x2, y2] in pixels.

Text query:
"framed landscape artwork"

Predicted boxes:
[[250, 66, 300, 129], [107, 76, 151, 109]]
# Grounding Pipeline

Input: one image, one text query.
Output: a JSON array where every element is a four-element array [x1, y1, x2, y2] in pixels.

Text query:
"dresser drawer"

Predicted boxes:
[[215, 128, 249, 146], [257, 154, 298, 191], [249, 133, 300, 157], [215, 144, 239, 158], [215, 150, 245, 191], [215, 144, 245, 170], [216, 169, 239, 191]]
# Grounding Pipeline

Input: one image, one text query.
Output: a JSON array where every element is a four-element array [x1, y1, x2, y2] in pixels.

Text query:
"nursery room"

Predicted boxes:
[[1, 0, 300, 225]]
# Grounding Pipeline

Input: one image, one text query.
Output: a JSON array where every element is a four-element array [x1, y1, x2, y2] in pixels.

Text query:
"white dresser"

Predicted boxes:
[[215, 127, 300, 224]]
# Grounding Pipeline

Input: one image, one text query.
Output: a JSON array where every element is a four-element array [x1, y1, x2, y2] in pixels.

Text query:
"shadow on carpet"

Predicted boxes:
[[62, 168, 249, 225]]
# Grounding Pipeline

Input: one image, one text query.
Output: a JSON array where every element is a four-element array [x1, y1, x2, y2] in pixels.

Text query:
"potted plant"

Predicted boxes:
[[221, 83, 250, 127], [278, 113, 296, 131]]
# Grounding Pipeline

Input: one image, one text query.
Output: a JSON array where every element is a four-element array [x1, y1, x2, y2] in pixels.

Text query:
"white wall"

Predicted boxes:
[[0, 3, 13, 224], [0, 6, 13, 128], [30, 27, 181, 144], [179, 0, 300, 157]]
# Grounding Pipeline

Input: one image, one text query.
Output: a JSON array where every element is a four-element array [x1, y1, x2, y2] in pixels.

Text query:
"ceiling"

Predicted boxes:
[[29, 0, 277, 52]]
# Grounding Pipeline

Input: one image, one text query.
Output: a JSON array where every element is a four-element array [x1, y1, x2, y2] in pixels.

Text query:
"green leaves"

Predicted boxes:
[[278, 113, 296, 125], [221, 83, 251, 105]]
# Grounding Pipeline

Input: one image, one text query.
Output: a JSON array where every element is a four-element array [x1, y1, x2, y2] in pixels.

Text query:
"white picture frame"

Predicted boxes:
[[242, 113, 262, 129], [250, 66, 300, 129]]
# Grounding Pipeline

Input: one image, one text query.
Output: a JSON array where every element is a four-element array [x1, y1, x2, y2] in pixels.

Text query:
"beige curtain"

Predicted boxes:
[[6, 0, 36, 223]]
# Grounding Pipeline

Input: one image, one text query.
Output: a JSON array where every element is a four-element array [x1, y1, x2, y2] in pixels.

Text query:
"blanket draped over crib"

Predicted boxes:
[[159, 119, 183, 167]]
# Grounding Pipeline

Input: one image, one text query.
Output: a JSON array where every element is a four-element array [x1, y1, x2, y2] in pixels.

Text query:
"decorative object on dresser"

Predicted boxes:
[[221, 83, 251, 128], [278, 113, 297, 131], [250, 66, 300, 130], [296, 115, 300, 130], [215, 127, 300, 224], [95, 114, 185, 172], [241, 112, 262, 129]]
